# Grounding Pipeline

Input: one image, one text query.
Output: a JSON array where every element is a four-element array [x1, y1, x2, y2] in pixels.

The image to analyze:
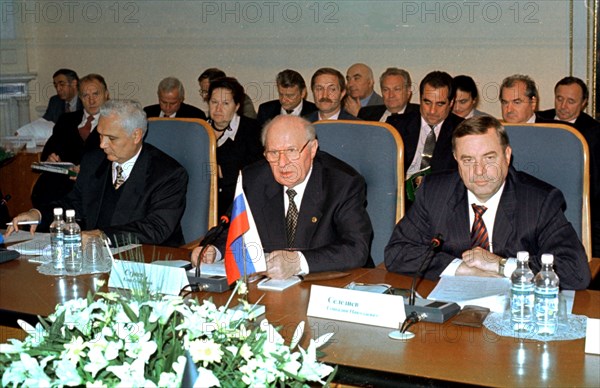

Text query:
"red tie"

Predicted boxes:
[[79, 115, 94, 141], [471, 204, 490, 250]]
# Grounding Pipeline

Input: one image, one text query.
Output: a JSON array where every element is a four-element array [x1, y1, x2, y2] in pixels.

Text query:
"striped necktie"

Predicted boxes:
[[470, 204, 490, 250]]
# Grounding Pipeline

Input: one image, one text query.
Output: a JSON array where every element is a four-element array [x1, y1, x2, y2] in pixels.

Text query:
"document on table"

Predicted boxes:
[[1, 230, 38, 244], [8, 233, 51, 256], [428, 276, 511, 312]]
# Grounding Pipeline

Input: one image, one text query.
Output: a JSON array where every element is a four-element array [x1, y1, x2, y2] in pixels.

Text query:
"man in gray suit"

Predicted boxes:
[[343, 63, 383, 117], [385, 115, 590, 290]]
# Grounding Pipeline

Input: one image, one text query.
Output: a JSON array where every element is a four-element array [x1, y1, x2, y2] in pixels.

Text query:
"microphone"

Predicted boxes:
[[409, 234, 443, 305], [400, 233, 459, 325], [0, 194, 11, 207], [188, 214, 231, 292]]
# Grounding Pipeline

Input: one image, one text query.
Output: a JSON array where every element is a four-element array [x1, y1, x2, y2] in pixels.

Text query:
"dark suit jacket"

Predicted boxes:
[[387, 111, 463, 174], [358, 103, 419, 121], [216, 151, 373, 273], [384, 167, 591, 290], [144, 102, 206, 120], [43, 95, 83, 123], [44, 144, 188, 247], [216, 116, 264, 216], [256, 99, 318, 127], [304, 108, 360, 123], [32, 111, 101, 210]]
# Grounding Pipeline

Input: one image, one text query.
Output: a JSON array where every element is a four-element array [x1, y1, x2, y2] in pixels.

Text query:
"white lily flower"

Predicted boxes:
[[55, 358, 82, 386], [194, 367, 221, 387]]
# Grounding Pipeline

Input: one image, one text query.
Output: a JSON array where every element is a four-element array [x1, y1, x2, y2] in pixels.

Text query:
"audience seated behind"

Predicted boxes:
[[43, 68, 83, 124], [452, 75, 489, 119], [343, 63, 383, 117], [304, 67, 360, 122], [144, 77, 206, 120], [358, 67, 419, 122], [31, 74, 110, 218], [256, 69, 317, 127], [198, 68, 257, 119], [207, 77, 264, 217]]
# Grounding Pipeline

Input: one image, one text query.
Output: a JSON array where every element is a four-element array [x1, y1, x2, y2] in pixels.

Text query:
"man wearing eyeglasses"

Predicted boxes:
[[191, 115, 374, 279]]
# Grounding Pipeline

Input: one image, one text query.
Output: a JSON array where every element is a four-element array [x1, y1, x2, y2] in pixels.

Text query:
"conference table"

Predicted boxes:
[[1, 244, 598, 387]]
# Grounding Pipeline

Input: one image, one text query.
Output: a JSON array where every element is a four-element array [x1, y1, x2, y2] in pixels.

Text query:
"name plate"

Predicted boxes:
[[306, 285, 406, 329], [108, 259, 189, 296]]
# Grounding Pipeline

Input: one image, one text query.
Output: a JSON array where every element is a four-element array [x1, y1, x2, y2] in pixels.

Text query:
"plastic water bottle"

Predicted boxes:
[[510, 251, 534, 332], [63, 209, 83, 273], [49, 208, 65, 270], [534, 254, 560, 336]]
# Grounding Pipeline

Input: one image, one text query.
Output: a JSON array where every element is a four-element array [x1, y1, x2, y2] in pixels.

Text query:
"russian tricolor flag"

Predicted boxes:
[[224, 173, 266, 284]]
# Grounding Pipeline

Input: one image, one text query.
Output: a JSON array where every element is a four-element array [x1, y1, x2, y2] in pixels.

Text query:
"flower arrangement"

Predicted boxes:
[[0, 146, 14, 165], [0, 282, 336, 387]]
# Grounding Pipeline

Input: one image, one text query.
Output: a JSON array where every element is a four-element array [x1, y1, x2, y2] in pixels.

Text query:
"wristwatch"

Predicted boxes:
[[498, 258, 508, 276]]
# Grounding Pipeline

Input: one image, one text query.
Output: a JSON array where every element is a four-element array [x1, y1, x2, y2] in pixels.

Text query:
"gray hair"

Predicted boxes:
[[500, 74, 538, 100], [99, 99, 147, 136], [260, 115, 316, 146], [157, 77, 185, 99], [380, 67, 412, 88]]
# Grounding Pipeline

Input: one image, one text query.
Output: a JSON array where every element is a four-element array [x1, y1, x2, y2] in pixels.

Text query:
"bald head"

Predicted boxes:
[[346, 63, 375, 100]]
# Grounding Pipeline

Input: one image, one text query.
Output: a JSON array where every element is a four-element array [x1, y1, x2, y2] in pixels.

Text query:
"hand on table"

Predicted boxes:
[[266, 250, 301, 279]]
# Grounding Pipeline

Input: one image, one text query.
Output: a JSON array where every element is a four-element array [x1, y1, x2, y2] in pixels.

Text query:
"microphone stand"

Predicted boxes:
[[408, 234, 443, 305], [189, 215, 230, 292]]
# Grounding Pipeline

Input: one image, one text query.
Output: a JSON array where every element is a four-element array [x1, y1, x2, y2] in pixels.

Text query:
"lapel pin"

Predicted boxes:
[[311, 217, 318, 223]]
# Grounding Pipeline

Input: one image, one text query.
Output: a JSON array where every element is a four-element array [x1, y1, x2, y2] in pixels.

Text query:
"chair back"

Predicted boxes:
[[505, 123, 591, 260], [313, 120, 404, 265], [147, 118, 218, 244]]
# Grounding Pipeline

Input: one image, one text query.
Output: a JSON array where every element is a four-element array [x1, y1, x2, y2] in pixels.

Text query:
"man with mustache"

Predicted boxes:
[[384, 115, 590, 290], [304, 67, 360, 122]]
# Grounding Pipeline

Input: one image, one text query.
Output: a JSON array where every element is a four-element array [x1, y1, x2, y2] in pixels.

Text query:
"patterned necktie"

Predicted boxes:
[[114, 165, 125, 190], [65, 102, 71, 113], [286, 189, 298, 247], [79, 115, 94, 141], [471, 204, 490, 250], [420, 124, 437, 169]]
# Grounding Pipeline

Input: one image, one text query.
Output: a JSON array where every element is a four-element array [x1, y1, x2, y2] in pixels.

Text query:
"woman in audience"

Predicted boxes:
[[452, 75, 488, 119], [207, 77, 263, 216]]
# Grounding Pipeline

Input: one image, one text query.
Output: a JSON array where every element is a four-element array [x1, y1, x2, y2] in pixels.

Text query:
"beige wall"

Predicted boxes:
[[0, 1, 595, 120]]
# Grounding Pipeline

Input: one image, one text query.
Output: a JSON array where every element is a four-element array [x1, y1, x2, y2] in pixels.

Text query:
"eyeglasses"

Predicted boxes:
[[264, 140, 311, 163]]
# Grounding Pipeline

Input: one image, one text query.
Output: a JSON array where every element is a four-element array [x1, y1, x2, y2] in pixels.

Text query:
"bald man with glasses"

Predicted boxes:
[[192, 115, 373, 279]]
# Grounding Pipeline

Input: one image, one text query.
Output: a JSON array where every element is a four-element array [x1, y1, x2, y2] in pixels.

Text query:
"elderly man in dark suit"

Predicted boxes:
[[144, 77, 206, 119], [192, 115, 373, 279], [304, 68, 360, 122], [31, 73, 110, 210], [43, 68, 83, 123], [385, 116, 590, 290], [256, 69, 317, 127], [8, 100, 188, 247], [343, 63, 384, 117], [358, 67, 419, 122]]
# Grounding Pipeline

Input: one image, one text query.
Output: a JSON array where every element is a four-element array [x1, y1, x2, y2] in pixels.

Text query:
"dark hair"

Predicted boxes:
[[53, 68, 79, 83], [310, 67, 345, 91], [276, 69, 307, 90], [78, 73, 107, 93], [453, 75, 478, 99], [208, 76, 245, 106], [198, 68, 226, 82], [380, 67, 412, 88], [419, 71, 455, 101], [555, 76, 588, 101], [452, 115, 510, 151], [500, 74, 538, 100]]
